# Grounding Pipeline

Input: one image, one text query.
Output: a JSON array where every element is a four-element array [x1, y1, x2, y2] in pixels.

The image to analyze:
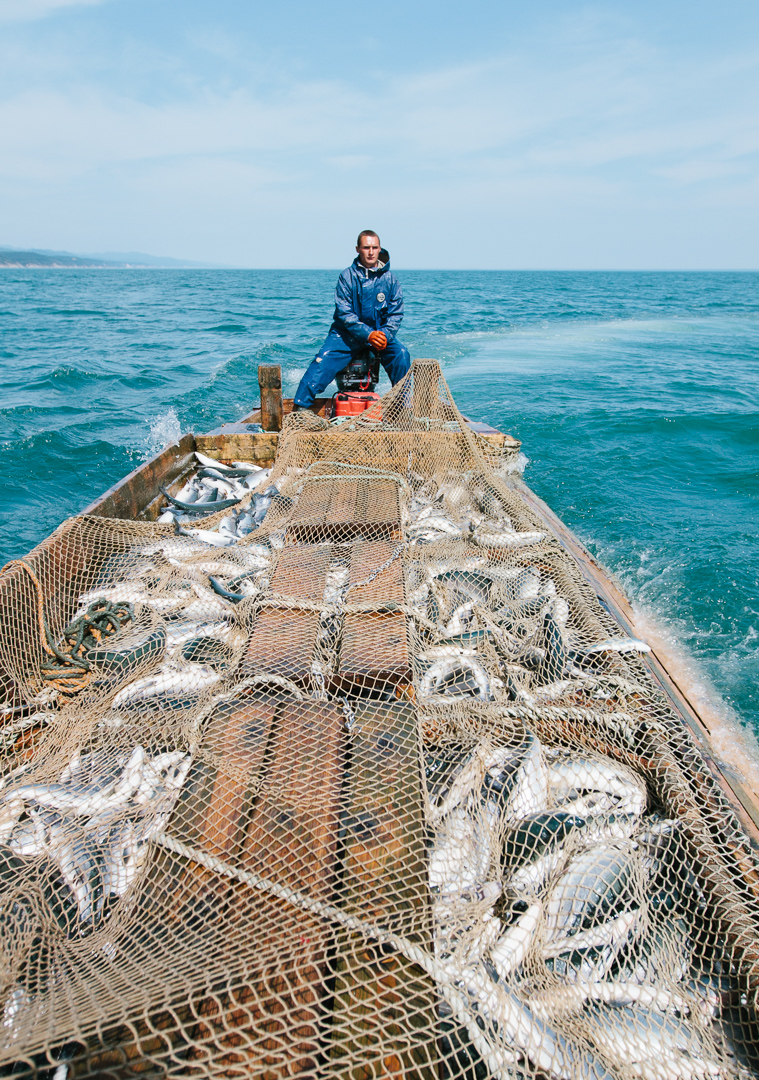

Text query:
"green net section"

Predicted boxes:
[[0, 360, 757, 1079]]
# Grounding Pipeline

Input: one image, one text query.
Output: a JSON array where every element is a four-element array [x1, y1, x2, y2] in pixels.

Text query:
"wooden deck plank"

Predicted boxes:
[[338, 613, 411, 694], [188, 700, 346, 1076], [270, 544, 331, 601], [242, 700, 345, 897], [286, 479, 401, 543], [242, 544, 331, 685], [242, 611, 320, 685], [330, 702, 438, 1079]]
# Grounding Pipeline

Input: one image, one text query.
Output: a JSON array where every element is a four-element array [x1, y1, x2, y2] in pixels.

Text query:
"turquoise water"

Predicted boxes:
[[1, 270, 757, 739]]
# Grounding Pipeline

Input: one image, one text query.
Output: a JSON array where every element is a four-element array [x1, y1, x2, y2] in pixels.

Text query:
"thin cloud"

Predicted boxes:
[[0, 0, 104, 23], [1, 9, 758, 266]]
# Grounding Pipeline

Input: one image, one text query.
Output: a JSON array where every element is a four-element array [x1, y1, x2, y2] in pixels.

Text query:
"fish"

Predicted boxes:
[[489, 901, 541, 979], [502, 811, 588, 876], [617, 921, 692, 987], [236, 542, 274, 566], [207, 576, 246, 603], [486, 564, 541, 595], [582, 637, 652, 655], [435, 905, 503, 967], [507, 847, 565, 898], [426, 743, 485, 822], [58, 836, 106, 924], [160, 486, 243, 514], [441, 629, 491, 650], [9, 814, 48, 857], [136, 538, 216, 560], [452, 963, 616, 1080], [432, 569, 497, 607], [165, 619, 231, 646], [197, 466, 256, 482], [8, 745, 146, 818], [544, 841, 639, 940], [492, 596, 553, 624], [181, 637, 234, 669], [470, 487, 511, 521], [76, 586, 191, 615], [418, 644, 480, 662], [428, 806, 494, 895], [171, 584, 233, 620], [473, 527, 546, 549], [542, 906, 641, 959], [544, 943, 621, 984], [582, 1004, 722, 1080], [436, 482, 470, 509], [112, 664, 219, 707], [428, 742, 518, 823], [536, 610, 567, 684], [441, 602, 476, 637], [174, 525, 237, 548], [549, 757, 647, 817], [103, 819, 142, 897], [134, 751, 192, 806], [409, 515, 462, 537], [419, 655, 491, 701], [501, 734, 549, 827], [528, 979, 694, 1021]]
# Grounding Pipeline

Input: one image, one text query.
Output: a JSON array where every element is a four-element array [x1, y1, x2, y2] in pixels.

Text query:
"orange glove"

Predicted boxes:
[[368, 330, 387, 350]]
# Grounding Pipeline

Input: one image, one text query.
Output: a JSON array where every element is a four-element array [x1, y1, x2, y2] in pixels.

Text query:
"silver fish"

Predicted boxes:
[[429, 805, 495, 895], [544, 841, 639, 940], [583, 637, 651, 655], [112, 663, 219, 707], [502, 734, 549, 827], [453, 963, 615, 1080], [543, 907, 641, 960], [582, 1004, 722, 1080], [490, 902, 541, 980]]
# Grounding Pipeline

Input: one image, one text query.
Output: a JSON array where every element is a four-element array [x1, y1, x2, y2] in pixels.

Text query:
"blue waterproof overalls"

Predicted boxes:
[[294, 250, 411, 408]]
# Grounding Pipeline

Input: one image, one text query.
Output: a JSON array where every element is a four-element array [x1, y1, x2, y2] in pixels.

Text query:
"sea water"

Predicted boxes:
[[0, 269, 757, 758]]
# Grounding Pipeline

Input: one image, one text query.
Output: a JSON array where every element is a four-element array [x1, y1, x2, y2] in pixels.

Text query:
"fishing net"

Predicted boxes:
[[0, 358, 758, 1079]]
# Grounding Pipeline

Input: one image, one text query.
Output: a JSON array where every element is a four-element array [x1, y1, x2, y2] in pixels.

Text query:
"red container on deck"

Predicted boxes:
[[333, 391, 381, 418]]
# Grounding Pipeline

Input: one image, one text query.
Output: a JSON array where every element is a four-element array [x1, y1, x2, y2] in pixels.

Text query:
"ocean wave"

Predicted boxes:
[[39, 308, 110, 317]]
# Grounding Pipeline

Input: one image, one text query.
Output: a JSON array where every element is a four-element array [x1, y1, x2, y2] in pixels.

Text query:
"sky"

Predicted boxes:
[[1, 0, 758, 269]]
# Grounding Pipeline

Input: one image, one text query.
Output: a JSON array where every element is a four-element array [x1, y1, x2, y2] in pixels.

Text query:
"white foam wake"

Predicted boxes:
[[145, 408, 182, 458], [629, 605, 759, 798]]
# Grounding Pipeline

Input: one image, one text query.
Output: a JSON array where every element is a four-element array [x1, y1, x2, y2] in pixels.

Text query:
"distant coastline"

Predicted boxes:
[[0, 250, 133, 268], [0, 247, 222, 269]]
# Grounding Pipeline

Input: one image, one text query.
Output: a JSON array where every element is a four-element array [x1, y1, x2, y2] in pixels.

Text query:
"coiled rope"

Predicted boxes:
[[1, 560, 133, 695]]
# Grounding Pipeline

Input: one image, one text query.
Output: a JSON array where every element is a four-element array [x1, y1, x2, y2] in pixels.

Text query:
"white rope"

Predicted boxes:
[[151, 831, 515, 1077], [302, 461, 410, 496]]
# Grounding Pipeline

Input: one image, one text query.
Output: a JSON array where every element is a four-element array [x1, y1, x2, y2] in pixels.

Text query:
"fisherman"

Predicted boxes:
[[292, 230, 411, 411]]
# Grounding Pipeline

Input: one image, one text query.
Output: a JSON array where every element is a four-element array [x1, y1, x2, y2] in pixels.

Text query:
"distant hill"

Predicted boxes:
[[0, 247, 223, 269]]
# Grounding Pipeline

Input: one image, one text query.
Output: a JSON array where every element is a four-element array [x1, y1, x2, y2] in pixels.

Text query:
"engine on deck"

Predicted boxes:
[[333, 348, 381, 417]]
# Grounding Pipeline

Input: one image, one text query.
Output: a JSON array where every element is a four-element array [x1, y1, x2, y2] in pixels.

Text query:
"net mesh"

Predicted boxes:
[[0, 359, 758, 1079]]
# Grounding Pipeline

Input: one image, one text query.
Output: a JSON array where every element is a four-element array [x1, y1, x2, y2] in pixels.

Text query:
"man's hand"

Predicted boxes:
[[368, 330, 387, 350]]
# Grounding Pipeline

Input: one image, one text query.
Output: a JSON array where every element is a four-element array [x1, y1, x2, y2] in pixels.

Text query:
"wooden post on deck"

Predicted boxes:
[[258, 364, 283, 432]]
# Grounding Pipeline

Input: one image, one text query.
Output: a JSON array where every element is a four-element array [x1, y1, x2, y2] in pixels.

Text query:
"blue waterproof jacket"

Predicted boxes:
[[331, 249, 404, 344]]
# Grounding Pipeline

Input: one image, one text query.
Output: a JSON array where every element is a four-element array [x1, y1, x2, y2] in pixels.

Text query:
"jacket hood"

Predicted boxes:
[[353, 248, 390, 274]]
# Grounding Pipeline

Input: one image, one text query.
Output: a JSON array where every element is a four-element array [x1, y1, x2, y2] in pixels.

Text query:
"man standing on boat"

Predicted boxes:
[[292, 230, 411, 410]]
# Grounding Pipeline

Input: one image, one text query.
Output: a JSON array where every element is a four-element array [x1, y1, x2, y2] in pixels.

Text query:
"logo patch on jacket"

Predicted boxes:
[[377, 292, 386, 303]]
